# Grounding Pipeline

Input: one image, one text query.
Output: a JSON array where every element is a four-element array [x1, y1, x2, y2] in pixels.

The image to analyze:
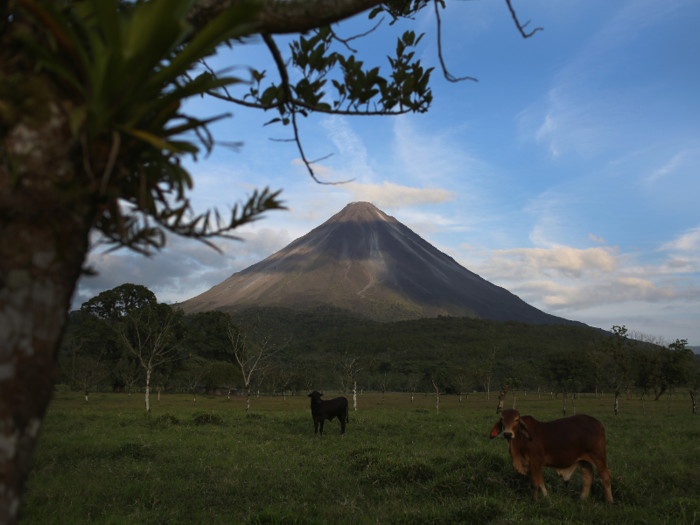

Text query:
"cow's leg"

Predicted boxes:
[[597, 464, 613, 503], [319, 420, 324, 436], [530, 465, 547, 501], [314, 420, 319, 434], [340, 415, 346, 435], [580, 461, 594, 500]]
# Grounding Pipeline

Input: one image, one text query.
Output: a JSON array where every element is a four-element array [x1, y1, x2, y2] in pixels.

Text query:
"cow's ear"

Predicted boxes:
[[307, 393, 313, 397], [489, 421, 502, 439], [518, 420, 532, 441]]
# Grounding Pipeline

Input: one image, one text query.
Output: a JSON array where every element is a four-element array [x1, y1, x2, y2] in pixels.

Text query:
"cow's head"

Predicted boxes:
[[308, 391, 323, 404], [489, 409, 532, 441]]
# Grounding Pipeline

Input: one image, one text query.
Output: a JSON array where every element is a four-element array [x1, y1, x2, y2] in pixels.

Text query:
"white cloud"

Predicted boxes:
[[589, 233, 606, 244], [660, 225, 700, 253], [647, 150, 688, 183], [483, 246, 618, 281], [344, 181, 455, 208], [74, 228, 291, 308]]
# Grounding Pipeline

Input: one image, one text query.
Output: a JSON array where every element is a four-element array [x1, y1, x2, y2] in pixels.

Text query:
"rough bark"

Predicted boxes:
[[690, 390, 697, 415], [614, 392, 619, 416], [353, 380, 357, 411], [0, 44, 94, 521]]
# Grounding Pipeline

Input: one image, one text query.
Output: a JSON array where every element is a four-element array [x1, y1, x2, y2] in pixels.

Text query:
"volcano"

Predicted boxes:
[[180, 202, 582, 326]]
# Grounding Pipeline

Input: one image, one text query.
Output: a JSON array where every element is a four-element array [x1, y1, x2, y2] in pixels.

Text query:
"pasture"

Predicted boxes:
[[21, 390, 700, 524]]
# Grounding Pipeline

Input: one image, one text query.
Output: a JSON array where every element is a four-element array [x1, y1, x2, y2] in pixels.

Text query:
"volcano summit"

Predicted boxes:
[[180, 202, 581, 326]]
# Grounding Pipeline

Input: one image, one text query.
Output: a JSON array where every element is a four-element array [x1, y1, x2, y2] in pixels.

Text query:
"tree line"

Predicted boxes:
[[61, 284, 700, 417]]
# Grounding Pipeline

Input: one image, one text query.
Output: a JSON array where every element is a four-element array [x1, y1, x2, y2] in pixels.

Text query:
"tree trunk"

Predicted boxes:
[[626, 386, 630, 401], [144, 369, 151, 412], [691, 390, 697, 415], [381, 389, 385, 402], [193, 389, 197, 402], [562, 392, 567, 416], [512, 390, 516, 409], [459, 392, 462, 403], [496, 385, 508, 414], [84, 385, 89, 403], [246, 383, 251, 413], [436, 391, 440, 413], [0, 95, 92, 522], [157, 388, 161, 402], [641, 392, 646, 417], [410, 391, 413, 403], [654, 384, 667, 401], [614, 392, 619, 416], [572, 392, 576, 415], [667, 388, 673, 414], [353, 380, 357, 411]]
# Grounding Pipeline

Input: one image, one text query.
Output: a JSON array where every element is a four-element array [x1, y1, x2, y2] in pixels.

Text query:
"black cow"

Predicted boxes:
[[308, 391, 349, 435]]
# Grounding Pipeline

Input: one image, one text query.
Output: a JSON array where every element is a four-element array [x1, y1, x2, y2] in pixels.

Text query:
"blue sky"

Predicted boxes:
[[76, 0, 700, 345]]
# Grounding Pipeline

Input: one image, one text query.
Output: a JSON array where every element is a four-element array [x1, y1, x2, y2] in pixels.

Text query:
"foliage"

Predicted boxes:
[[191, 411, 223, 426], [14, 0, 283, 253]]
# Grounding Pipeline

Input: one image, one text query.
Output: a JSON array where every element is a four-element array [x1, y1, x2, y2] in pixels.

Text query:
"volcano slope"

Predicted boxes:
[[180, 202, 583, 326]]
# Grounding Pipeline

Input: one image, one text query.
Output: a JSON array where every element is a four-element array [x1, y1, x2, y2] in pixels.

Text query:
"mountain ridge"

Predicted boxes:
[[180, 202, 587, 328]]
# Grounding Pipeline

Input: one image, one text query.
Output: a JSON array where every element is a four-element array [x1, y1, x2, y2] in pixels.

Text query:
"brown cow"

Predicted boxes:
[[489, 409, 613, 502]]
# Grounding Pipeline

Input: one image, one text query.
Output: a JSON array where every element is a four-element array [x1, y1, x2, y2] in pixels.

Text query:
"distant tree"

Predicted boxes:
[[661, 339, 694, 414], [426, 368, 447, 414], [689, 368, 700, 416], [115, 303, 186, 411], [496, 382, 509, 414], [150, 369, 171, 402], [508, 377, 522, 409], [454, 367, 475, 403], [334, 352, 369, 411], [227, 317, 277, 413], [376, 372, 391, 402], [543, 352, 588, 416], [112, 358, 143, 401], [480, 346, 498, 401], [179, 357, 210, 402], [632, 347, 661, 416], [603, 326, 635, 416], [60, 336, 110, 402], [405, 373, 422, 403]]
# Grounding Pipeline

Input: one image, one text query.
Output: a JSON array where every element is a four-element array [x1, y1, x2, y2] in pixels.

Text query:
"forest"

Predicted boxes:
[[62, 284, 700, 416]]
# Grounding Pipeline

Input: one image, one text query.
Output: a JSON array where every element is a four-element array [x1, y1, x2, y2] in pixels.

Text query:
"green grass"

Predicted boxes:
[[21, 391, 700, 524]]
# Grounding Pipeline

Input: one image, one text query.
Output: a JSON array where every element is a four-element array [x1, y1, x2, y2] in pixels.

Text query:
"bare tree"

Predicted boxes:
[[115, 304, 185, 412], [454, 367, 476, 403], [227, 318, 278, 413], [334, 353, 369, 411], [376, 372, 391, 402], [406, 373, 422, 403], [480, 346, 498, 400]]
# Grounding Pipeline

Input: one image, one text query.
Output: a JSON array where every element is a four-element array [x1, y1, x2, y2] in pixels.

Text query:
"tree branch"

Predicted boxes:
[[504, 0, 543, 39], [188, 0, 385, 35]]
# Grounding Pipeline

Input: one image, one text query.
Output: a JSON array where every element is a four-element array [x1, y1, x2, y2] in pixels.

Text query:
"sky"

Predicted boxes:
[[75, 0, 700, 345]]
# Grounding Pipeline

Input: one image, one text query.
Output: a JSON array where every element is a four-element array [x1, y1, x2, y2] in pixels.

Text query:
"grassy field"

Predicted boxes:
[[20, 389, 700, 524]]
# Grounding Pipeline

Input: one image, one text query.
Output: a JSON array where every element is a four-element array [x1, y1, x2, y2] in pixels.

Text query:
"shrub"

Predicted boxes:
[[192, 412, 223, 425]]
